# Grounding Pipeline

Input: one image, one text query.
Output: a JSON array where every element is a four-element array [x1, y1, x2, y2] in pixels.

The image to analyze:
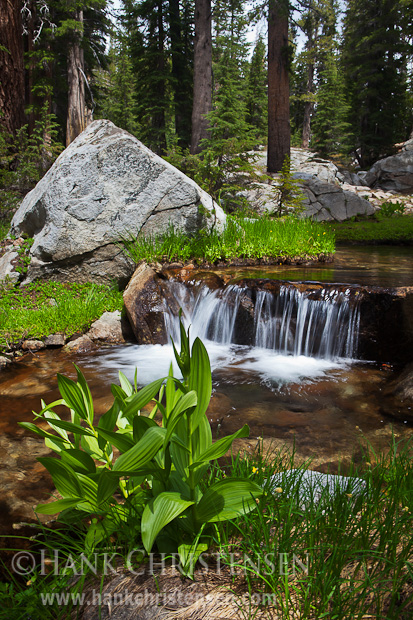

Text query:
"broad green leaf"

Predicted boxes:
[[34, 398, 65, 418], [60, 449, 96, 474], [57, 373, 88, 420], [170, 434, 190, 479], [76, 473, 100, 509], [45, 437, 71, 453], [44, 410, 68, 441], [96, 428, 135, 453], [133, 415, 158, 443], [195, 478, 262, 524], [192, 414, 212, 461], [118, 371, 134, 396], [165, 365, 179, 418], [37, 457, 83, 498], [19, 422, 68, 444], [142, 492, 194, 553], [120, 378, 165, 420], [163, 390, 198, 449], [41, 418, 94, 436], [178, 542, 208, 579], [190, 425, 250, 467], [113, 426, 166, 472], [81, 434, 104, 460], [97, 470, 120, 504], [111, 384, 127, 402], [75, 365, 94, 425], [35, 497, 81, 515], [98, 401, 121, 431], [188, 338, 212, 432]]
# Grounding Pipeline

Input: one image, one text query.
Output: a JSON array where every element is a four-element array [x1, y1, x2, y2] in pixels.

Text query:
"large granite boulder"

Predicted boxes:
[[365, 139, 413, 192], [10, 120, 226, 285], [298, 175, 376, 221]]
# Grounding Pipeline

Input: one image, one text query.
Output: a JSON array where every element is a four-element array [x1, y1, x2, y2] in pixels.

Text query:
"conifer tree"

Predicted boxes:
[[311, 54, 352, 158], [342, 0, 412, 167], [246, 35, 267, 142]]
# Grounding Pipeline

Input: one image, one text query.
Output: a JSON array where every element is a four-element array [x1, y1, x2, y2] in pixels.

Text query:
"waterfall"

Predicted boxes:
[[163, 281, 360, 361]]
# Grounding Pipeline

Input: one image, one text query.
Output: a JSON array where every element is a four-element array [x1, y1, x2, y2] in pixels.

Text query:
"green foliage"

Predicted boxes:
[[0, 107, 63, 227], [341, 0, 412, 167], [312, 54, 353, 159], [325, 214, 413, 243], [271, 156, 306, 217], [120, 216, 335, 264], [0, 281, 123, 352], [379, 200, 406, 218], [94, 34, 141, 137], [245, 35, 267, 142], [20, 325, 262, 577], [164, 146, 259, 214], [220, 434, 413, 619]]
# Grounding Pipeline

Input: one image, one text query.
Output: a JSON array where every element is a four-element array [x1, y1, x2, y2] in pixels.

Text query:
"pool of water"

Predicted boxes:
[[222, 245, 413, 288]]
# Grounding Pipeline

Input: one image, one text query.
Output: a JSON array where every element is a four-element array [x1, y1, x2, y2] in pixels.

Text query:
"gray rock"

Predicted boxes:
[[300, 179, 375, 221], [63, 335, 96, 353], [365, 139, 413, 191], [0, 356, 11, 368], [44, 334, 66, 347], [10, 120, 226, 285], [87, 310, 125, 343], [0, 249, 20, 284], [268, 469, 366, 504], [21, 340, 45, 352]]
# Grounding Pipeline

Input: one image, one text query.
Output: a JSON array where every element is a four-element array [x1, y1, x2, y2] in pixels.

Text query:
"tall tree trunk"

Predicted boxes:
[[267, 0, 290, 172], [0, 0, 25, 135], [169, 0, 192, 148], [191, 0, 212, 154], [66, 9, 87, 146]]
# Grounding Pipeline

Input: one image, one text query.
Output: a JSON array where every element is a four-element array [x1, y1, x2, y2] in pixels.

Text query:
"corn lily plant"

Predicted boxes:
[[20, 320, 262, 576]]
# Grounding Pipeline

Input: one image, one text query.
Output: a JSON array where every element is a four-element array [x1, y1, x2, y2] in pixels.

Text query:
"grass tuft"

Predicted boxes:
[[120, 216, 335, 264]]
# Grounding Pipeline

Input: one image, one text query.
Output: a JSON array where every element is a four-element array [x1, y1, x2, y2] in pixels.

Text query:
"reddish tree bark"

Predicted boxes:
[[66, 9, 87, 146], [190, 0, 212, 154], [0, 0, 25, 135], [267, 0, 290, 172]]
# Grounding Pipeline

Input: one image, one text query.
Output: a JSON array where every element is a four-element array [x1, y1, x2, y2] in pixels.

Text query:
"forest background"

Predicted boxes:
[[0, 0, 413, 224]]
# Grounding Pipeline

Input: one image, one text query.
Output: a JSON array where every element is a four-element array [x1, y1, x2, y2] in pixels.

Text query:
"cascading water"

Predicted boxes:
[[164, 281, 360, 362]]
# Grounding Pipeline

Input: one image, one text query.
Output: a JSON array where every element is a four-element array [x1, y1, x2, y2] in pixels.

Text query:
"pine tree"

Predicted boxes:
[[246, 35, 267, 142], [94, 33, 140, 136], [311, 54, 352, 158], [342, 0, 412, 167]]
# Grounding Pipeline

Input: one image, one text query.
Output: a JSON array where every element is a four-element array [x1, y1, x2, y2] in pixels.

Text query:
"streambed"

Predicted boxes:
[[0, 246, 412, 532]]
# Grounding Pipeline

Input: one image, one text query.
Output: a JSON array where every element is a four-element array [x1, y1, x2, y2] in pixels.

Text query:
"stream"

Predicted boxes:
[[0, 245, 412, 533]]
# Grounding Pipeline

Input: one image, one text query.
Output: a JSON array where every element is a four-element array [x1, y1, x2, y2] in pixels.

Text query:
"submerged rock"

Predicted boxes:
[[10, 120, 225, 285]]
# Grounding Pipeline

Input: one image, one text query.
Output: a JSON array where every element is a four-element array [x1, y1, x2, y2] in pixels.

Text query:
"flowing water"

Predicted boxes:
[[0, 246, 412, 531]]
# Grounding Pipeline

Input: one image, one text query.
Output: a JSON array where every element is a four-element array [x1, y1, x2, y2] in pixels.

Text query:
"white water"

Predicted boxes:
[[99, 281, 360, 387]]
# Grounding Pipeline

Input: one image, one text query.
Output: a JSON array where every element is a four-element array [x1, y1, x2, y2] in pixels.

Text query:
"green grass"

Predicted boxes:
[[0, 280, 123, 352], [120, 216, 335, 264], [1, 437, 411, 619], [326, 214, 413, 244], [215, 437, 413, 619]]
